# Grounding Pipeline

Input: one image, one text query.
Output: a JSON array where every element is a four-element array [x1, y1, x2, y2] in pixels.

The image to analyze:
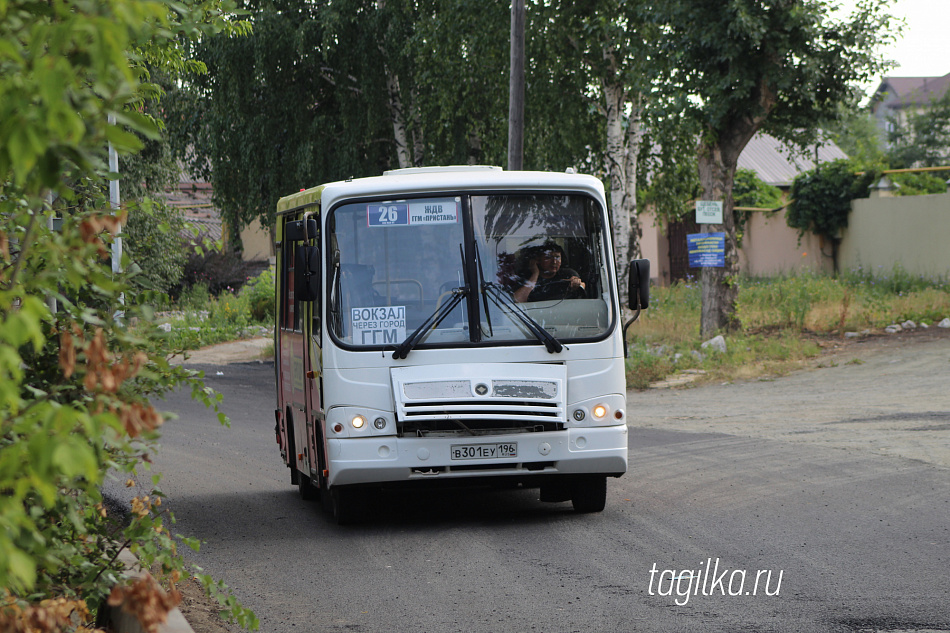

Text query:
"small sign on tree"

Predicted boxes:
[[696, 200, 723, 225]]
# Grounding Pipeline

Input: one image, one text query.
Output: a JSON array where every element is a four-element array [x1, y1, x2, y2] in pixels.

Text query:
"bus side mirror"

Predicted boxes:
[[295, 246, 321, 302], [627, 258, 650, 310], [286, 218, 317, 242]]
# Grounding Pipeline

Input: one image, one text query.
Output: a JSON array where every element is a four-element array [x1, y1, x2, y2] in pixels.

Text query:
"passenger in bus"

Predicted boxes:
[[511, 241, 586, 303]]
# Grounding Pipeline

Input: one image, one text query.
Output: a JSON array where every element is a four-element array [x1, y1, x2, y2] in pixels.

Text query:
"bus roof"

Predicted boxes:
[[276, 185, 326, 214], [275, 167, 604, 215]]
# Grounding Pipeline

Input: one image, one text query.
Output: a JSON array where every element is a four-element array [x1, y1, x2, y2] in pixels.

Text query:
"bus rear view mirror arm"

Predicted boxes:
[[623, 259, 650, 358]]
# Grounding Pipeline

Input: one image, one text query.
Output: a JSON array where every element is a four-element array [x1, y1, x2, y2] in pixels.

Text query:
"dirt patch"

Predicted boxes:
[[803, 323, 950, 364], [175, 574, 233, 633], [169, 337, 273, 366]]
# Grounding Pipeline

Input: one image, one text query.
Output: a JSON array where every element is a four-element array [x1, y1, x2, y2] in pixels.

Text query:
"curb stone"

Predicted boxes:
[[109, 549, 195, 633]]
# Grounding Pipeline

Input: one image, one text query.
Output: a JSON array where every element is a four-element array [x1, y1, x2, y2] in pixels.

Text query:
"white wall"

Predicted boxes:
[[841, 192, 950, 277]]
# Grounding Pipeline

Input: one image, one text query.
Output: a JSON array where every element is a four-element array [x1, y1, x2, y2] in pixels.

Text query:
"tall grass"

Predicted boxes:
[[626, 266, 950, 388]]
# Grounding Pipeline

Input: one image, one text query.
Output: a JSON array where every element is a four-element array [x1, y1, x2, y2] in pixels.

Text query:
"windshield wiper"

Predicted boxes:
[[475, 245, 493, 337], [328, 250, 342, 334], [392, 287, 468, 360], [481, 282, 563, 354]]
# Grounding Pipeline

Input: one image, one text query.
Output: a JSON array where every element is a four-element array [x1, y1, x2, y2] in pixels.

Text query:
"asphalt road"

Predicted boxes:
[[119, 339, 950, 633]]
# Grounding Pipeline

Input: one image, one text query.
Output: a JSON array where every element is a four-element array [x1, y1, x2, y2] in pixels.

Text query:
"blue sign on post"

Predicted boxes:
[[687, 232, 725, 267]]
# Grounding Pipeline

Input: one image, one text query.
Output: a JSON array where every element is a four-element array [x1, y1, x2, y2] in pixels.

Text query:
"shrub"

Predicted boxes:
[[124, 199, 189, 294], [242, 267, 275, 323], [176, 246, 257, 297], [890, 171, 948, 196], [787, 159, 878, 245]]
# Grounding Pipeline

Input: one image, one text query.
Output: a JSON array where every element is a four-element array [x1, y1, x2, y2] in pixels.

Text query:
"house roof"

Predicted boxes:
[[165, 178, 223, 243], [870, 72, 950, 113], [737, 133, 848, 188]]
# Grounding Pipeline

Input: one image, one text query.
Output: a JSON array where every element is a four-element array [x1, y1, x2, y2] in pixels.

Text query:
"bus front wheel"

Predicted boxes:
[[570, 475, 607, 513], [325, 487, 361, 525]]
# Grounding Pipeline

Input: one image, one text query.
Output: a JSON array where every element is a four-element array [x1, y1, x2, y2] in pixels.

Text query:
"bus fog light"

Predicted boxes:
[[351, 415, 366, 429], [592, 404, 608, 419], [573, 409, 586, 421], [373, 417, 387, 430]]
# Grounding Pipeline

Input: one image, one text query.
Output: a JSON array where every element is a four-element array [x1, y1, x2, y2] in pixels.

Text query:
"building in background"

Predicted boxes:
[[870, 72, 950, 143], [166, 174, 274, 264]]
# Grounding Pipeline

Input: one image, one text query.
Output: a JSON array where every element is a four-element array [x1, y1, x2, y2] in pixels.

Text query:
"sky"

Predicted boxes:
[[833, 0, 950, 96]]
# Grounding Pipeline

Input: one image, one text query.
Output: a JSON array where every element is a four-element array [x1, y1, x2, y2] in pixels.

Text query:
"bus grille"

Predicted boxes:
[[391, 364, 567, 435]]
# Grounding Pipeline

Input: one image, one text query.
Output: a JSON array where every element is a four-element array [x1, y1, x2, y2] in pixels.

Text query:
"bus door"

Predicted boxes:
[[301, 244, 324, 482], [277, 215, 311, 474]]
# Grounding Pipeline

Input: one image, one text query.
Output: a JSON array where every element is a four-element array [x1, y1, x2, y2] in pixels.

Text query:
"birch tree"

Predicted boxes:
[[541, 0, 665, 300]]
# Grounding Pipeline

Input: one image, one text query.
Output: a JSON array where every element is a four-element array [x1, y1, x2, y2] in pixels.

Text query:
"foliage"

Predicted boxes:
[[738, 272, 824, 330], [123, 199, 189, 294], [169, 0, 393, 233], [787, 159, 878, 243], [161, 300, 269, 352], [886, 88, 950, 168], [242, 267, 276, 323], [889, 171, 949, 196], [733, 169, 783, 211], [0, 0, 256, 629], [738, 268, 950, 332], [823, 102, 887, 167], [178, 246, 260, 297], [174, 0, 696, 278], [638, 109, 702, 224], [732, 168, 784, 243]]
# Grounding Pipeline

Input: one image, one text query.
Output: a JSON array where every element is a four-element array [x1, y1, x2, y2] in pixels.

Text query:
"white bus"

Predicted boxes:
[[274, 166, 649, 522]]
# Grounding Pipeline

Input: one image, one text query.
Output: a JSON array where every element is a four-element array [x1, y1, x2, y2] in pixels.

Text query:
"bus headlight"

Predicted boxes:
[[592, 404, 608, 419], [351, 415, 366, 429], [373, 417, 387, 430]]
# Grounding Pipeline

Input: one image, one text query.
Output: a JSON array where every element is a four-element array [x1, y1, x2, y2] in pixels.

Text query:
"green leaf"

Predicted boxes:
[[7, 548, 37, 590], [53, 439, 100, 481], [104, 125, 145, 153]]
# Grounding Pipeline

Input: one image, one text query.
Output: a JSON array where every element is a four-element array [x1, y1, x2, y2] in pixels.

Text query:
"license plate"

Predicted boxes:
[[450, 442, 518, 460]]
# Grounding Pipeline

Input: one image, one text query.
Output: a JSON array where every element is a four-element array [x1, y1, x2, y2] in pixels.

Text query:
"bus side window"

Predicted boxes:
[[280, 231, 299, 331]]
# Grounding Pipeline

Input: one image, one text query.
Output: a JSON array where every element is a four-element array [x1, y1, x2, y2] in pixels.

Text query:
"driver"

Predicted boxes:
[[512, 241, 586, 303]]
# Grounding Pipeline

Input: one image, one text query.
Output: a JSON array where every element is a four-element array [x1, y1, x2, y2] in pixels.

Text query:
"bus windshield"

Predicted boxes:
[[327, 192, 613, 349]]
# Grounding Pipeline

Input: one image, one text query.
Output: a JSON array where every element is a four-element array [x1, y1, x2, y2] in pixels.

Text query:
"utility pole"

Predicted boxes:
[[507, 0, 525, 171], [46, 191, 56, 314], [108, 114, 124, 310]]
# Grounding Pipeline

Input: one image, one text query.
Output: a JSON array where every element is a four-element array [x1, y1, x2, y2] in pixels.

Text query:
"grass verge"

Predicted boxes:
[[626, 268, 950, 389]]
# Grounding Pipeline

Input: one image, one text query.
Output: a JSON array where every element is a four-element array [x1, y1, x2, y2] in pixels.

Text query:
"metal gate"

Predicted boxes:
[[667, 215, 701, 284]]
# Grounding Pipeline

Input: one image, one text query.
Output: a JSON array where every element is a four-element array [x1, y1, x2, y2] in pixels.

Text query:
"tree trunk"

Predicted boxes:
[[385, 70, 411, 169], [507, 0, 525, 171], [603, 76, 640, 303], [467, 129, 483, 165], [410, 89, 424, 167], [697, 140, 741, 336], [625, 92, 643, 264], [696, 76, 776, 336]]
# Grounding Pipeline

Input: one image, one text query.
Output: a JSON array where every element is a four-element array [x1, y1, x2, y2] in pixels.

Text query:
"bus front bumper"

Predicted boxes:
[[325, 426, 628, 487]]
